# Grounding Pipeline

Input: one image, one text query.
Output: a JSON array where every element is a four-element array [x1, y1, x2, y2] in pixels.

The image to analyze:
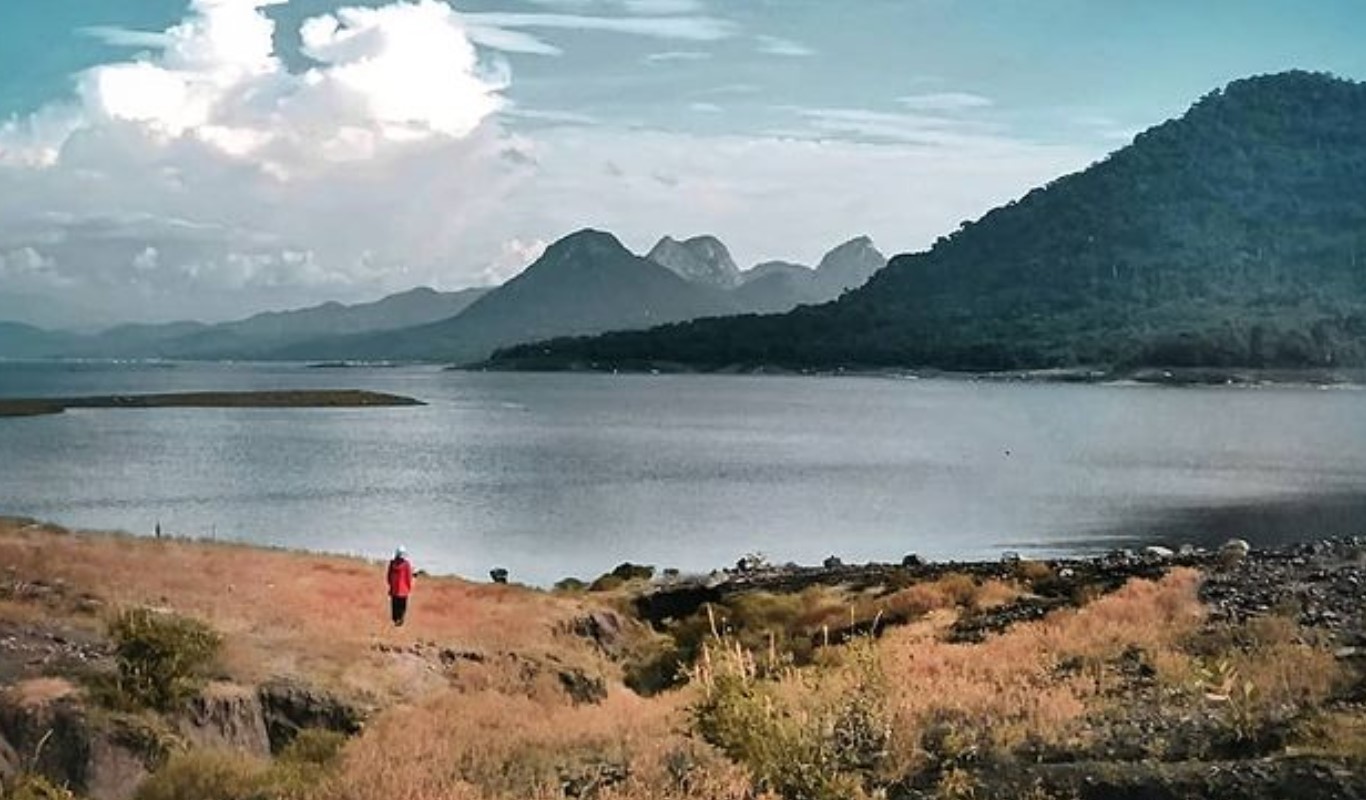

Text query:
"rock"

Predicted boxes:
[[557, 668, 607, 705], [0, 683, 160, 800], [1221, 538, 1252, 562], [560, 760, 628, 798], [175, 682, 270, 758], [257, 678, 364, 754], [565, 611, 627, 657], [489, 568, 509, 585]]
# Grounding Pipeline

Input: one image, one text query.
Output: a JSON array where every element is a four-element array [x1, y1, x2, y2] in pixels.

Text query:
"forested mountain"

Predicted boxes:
[[270, 229, 741, 363], [488, 72, 1366, 371]]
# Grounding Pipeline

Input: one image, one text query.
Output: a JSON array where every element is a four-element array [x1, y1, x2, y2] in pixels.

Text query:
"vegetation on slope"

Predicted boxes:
[[492, 71, 1366, 371]]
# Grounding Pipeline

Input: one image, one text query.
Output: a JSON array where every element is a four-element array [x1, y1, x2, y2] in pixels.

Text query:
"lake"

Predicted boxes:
[[1, 361, 1364, 585]]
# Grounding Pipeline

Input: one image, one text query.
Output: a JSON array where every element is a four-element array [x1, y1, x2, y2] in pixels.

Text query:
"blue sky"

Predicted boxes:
[[0, 0, 1363, 323]]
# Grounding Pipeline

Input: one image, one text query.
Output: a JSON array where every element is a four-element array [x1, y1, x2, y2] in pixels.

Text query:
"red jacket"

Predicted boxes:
[[387, 558, 413, 598]]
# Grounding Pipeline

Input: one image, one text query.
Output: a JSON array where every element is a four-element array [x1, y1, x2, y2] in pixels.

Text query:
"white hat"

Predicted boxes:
[[395, 545, 408, 559]]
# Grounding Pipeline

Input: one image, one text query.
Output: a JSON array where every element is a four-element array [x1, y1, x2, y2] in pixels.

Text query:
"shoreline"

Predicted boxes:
[[465, 358, 1366, 388], [0, 389, 424, 418]]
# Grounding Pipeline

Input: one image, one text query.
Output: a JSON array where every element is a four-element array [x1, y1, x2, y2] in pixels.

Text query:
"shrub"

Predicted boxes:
[[588, 574, 625, 593], [279, 728, 348, 767], [6, 774, 76, 800], [134, 751, 270, 800], [689, 633, 889, 800], [135, 743, 339, 800], [107, 608, 222, 711], [553, 577, 588, 593]]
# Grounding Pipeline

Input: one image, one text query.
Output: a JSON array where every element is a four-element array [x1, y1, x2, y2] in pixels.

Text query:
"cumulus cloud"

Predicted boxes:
[[0, 0, 533, 320]]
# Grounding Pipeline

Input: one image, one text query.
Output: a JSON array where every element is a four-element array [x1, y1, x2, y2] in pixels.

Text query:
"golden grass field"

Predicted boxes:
[[0, 517, 1353, 800]]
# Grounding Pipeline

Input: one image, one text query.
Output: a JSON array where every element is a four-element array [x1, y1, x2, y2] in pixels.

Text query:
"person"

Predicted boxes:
[[387, 546, 413, 627]]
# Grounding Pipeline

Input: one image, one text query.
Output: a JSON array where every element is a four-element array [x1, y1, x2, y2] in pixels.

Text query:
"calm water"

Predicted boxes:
[[1, 361, 1365, 585]]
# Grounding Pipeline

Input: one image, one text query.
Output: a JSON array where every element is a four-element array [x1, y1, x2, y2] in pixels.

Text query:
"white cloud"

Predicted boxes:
[[755, 34, 814, 57], [478, 237, 549, 284], [0, 0, 530, 320], [513, 126, 1098, 268], [645, 50, 712, 63], [525, 0, 706, 12], [898, 92, 994, 112], [78, 26, 175, 48], [622, 0, 706, 14], [465, 12, 735, 41]]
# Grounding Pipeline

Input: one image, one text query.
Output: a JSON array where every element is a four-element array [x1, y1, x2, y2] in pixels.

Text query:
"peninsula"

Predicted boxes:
[[0, 390, 424, 418]]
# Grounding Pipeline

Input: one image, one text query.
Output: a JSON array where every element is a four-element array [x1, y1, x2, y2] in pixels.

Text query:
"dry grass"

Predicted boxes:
[[0, 519, 602, 700], [878, 569, 1206, 762], [321, 687, 759, 800], [3, 520, 1355, 800]]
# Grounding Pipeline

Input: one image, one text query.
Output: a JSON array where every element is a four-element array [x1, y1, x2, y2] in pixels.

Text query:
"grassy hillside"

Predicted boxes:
[[2, 519, 1363, 799]]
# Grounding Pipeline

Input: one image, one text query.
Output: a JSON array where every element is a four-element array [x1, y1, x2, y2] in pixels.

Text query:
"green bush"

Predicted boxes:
[[279, 729, 347, 767], [553, 577, 588, 593], [5, 774, 76, 800], [134, 751, 270, 800], [134, 745, 336, 800], [689, 636, 889, 800], [107, 608, 222, 711]]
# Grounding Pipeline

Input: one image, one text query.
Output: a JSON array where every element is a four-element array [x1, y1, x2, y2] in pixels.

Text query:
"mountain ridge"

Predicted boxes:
[[487, 71, 1366, 372]]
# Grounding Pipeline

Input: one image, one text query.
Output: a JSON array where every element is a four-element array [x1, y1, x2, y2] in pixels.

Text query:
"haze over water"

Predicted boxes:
[[1, 362, 1364, 585]]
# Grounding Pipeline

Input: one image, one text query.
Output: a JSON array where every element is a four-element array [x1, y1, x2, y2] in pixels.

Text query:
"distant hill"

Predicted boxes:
[[731, 239, 887, 314], [0, 322, 75, 359], [488, 71, 1366, 371], [10, 286, 490, 360], [647, 235, 743, 289], [270, 229, 742, 363]]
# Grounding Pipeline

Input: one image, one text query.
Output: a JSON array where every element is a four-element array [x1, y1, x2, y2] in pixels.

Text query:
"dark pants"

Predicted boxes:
[[390, 595, 408, 626]]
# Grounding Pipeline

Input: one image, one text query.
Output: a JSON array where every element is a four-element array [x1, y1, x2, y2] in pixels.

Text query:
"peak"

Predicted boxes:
[[820, 236, 884, 264], [551, 229, 627, 252]]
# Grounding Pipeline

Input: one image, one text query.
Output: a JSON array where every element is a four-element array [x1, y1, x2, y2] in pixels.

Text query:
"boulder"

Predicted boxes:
[[174, 682, 270, 758], [257, 679, 364, 754], [0, 681, 161, 800]]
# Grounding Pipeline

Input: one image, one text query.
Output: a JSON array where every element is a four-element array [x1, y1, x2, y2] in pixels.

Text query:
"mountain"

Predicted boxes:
[[488, 72, 1366, 371], [39, 286, 489, 360], [152, 286, 490, 359], [270, 229, 741, 363], [647, 235, 743, 289], [729, 241, 887, 315], [0, 322, 76, 359], [733, 262, 823, 314], [812, 236, 886, 297], [742, 261, 813, 284]]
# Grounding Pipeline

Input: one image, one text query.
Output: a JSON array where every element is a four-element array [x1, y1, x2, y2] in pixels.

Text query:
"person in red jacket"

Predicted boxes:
[[387, 546, 413, 626]]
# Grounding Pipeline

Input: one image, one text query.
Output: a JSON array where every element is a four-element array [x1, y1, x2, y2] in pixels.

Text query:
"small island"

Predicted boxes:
[[0, 389, 424, 418]]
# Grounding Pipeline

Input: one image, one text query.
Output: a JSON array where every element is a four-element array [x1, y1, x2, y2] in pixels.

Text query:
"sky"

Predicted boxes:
[[0, 0, 1363, 324]]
